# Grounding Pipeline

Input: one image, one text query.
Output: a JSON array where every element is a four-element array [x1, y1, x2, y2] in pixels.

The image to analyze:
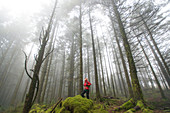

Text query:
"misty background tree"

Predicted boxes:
[[0, 0, 169, 112]]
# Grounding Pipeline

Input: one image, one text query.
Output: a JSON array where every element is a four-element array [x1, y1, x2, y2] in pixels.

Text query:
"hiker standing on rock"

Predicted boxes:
[[81, 78, 91, 99]]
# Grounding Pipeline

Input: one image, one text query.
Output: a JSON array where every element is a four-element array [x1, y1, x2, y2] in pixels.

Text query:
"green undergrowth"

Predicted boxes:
[[1, 96, 124, 113], [1, 104, 24, 113], [29, 104, 49, 113], [4, 95, 169, 113], [100, 98, 123, 106], [114, 99, 153, 113], [30, 95, 109, 113], [88, 103, 108, 113]]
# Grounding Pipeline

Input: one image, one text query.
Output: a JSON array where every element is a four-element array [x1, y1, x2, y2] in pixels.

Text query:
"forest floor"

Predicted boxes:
[[106, 97, 170, 113], [1, 91, 170, 113]]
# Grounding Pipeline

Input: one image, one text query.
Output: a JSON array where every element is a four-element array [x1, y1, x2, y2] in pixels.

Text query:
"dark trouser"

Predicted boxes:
[[81, 89, 89, 99]]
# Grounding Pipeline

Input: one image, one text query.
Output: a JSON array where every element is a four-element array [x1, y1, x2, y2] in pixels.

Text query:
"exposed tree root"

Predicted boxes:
[[114, 99, 153, 113]]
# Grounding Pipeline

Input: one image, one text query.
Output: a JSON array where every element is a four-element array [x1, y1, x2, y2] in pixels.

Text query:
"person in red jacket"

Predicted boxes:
[[81, 78, 91, 99]]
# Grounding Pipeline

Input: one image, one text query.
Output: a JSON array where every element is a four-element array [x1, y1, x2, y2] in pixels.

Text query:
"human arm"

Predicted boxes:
[[86, 81, 91, 86]]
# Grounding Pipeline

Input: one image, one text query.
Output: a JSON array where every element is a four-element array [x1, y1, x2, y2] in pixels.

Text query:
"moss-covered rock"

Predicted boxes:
[[44, 106, 61, 113], [29, 104, 53, 113], [142, 108, 153, 113], [136, 100, 145, 110], [29, 104, 45, 113], [115, 98, 135, 111], [60, 95, 93, 113], [88, 104, 108, 113]]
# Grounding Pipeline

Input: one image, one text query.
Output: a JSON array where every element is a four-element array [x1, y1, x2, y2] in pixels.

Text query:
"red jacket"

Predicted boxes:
[[84, 80, 91, 90]]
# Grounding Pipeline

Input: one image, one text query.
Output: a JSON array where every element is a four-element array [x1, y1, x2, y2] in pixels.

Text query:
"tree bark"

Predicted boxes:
[[141, 15, 170, 76], [36, 21, 57, 103], [68, 36, 75, 97], [0, 40, 14, 69], [0, 45, 18, 89], [58, 50, 66, 99], [41, 51, 54, 102], [113, 46, 127, 98], [96, 37, 107, 96], [144, 35, 170, 87], [111, 0, 143, 101], [102, 36, 116, 97], [109, 9, 133, 98], [136, 36, 166, 99], [22, 0, 57, 112], [79, 0, 83, 94], [88, 5, 100, 100], [10, 43, 34, 105]]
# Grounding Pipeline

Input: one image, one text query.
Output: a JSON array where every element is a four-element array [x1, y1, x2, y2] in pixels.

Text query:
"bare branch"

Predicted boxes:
[[135, 57, 143, 63], [42, 47, 54, 63], [23, 51, 33, 80], [30, 69, 34, 72], [34, 54, 38, 62]]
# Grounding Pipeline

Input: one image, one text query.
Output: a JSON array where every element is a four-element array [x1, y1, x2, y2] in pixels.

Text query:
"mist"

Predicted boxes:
[[0, 0, 170, 112]]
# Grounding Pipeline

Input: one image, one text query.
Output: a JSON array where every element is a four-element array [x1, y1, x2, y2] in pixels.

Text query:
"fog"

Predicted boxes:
[[0, 0, 170, 112]]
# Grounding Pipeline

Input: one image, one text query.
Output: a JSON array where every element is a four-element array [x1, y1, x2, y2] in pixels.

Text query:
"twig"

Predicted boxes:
[[34, 54, 38, 62], [50, 98, 63, 113], [42, 47, 54, 63]]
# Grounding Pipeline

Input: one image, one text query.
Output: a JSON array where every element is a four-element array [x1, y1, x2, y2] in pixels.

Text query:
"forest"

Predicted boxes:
[[0, 0, 170, 113]]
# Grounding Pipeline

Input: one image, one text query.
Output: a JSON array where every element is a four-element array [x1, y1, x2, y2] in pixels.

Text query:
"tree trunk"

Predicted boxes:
[[68, 36, 75, 97], [88, 5, 100, 100], [36, 21, 57, 103], [0, 45, 18, 89], [0, 40, 14, 69], [144, 35, 170, 87], [87, 46, 91, 82], [58, 50, 66, 99], [97, 51, 103, 95], [22, 61, 35, 103], [109, 8, 133, 98], [111, 0, 143, 101], [138, 69, 149, 89], [11, 43, 34, 105], [141, 15, 170, 76], [51, 58, 59, 101], [79, 0, 83, 94], [41, 51, 54, 102], [137, 36, 166, 99], [113, 46, 127, 97], [102, 36, 116, 97], [22, 1, 57, 112], [103, 54, 111, 95], [97, 37, 107, 96]]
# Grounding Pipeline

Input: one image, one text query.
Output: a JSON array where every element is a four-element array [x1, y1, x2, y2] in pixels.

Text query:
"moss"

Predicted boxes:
[[88, 109, 108, 113], [89, 103, 108, 113], [29, 104, 51, 113], [136, 100, 145, 110], [125, 108, 135, 113], [44, 104, 62, 113], [118, 98, 135, 110], [45, 107, 53, 113], [60, 95, 93, 113], [41, 105, 47, 109], [59, 107, 70, 113], [142, 108, 153, 113], [29, 104, 42, 113]]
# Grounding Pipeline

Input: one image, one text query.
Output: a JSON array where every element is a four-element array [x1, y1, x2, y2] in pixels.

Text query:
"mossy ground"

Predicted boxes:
[[1, 94, 170, 113], [59, 95, 93, 113]]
